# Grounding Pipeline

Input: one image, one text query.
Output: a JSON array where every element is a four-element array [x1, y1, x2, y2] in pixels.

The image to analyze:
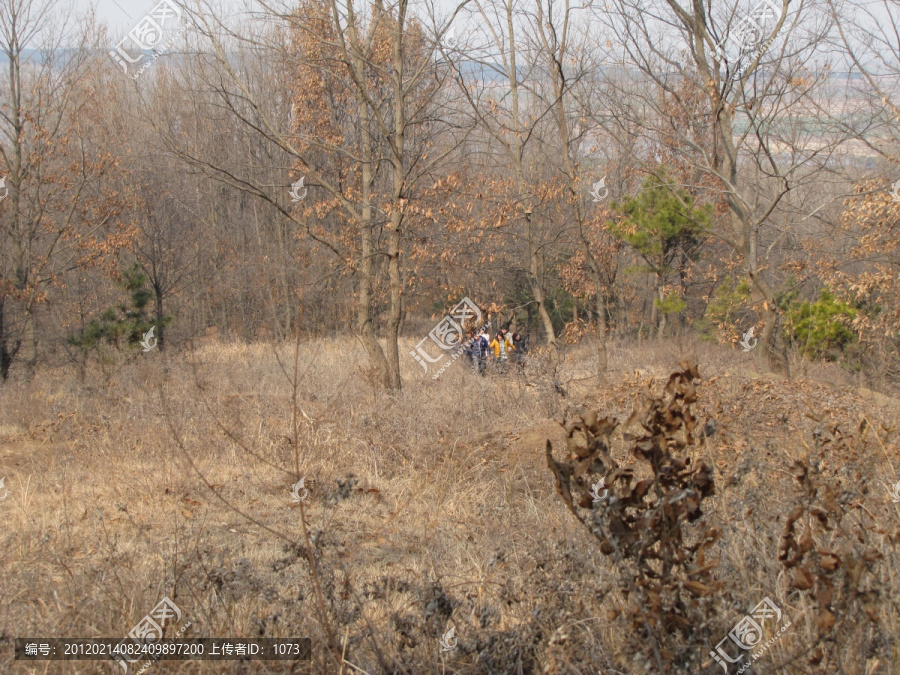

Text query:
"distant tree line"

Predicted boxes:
[[0, 0, 897, 389]]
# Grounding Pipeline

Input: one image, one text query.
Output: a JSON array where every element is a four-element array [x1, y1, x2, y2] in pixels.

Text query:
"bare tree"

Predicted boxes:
[[447, 0, 562, 345], [592, 0, 848, 373], [162, 0, 462, 389], [0, 0, 126, 379], [532, 0, 612, 375]]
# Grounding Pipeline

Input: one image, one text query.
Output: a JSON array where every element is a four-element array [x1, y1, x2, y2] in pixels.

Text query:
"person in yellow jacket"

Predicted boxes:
[[489, 328, 515, 373]]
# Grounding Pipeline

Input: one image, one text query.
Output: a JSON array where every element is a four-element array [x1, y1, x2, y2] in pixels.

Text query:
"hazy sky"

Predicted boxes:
[[73, 0, 896, 78], [84, 0, 461, 35], [85, 0, 162, 32], [82, 0, 259, 34]]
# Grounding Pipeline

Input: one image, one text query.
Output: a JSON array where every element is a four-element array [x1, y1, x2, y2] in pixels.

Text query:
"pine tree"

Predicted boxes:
[[68, 264, 170, 353], [606, 171, 711, 336]]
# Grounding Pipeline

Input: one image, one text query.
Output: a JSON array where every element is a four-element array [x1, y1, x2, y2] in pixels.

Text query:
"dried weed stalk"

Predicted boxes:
[[779, 427, 886, 669], [547, 359, 723, 672]]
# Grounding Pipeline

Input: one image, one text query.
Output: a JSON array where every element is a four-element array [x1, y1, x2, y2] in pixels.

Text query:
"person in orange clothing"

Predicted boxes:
[[489, 327, 515, 374]]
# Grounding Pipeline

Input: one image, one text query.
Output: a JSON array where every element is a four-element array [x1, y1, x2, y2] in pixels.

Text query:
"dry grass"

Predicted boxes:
[[0, 336, 898, 673]]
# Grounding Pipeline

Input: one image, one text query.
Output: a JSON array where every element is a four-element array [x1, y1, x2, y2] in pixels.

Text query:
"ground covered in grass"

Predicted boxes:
[[0, 338, 897, 673]]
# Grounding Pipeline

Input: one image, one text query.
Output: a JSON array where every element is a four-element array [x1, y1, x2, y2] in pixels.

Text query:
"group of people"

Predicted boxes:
[[463, 325, 528, 375]]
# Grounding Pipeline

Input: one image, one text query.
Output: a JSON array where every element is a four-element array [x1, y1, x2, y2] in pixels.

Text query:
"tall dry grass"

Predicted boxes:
[[0, 336, 897, 673]]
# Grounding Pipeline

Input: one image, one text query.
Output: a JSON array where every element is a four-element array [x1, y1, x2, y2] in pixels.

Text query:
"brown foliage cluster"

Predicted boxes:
[[547, 359, 723, 670], [778, 426, 887, 668], [818, 180, 900, 376]]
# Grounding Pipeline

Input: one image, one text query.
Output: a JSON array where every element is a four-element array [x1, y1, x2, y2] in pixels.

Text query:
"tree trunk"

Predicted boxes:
[[526, 221, 557, 345], [749, 270, 790, 377], [155, 284, 165, 351], [595, 286, 608, 375], [384, 3, 407, 391], [22, 304, 36, 381], [0, 297, 19, 380], [352, 50, 391, 389], [384, 211, 403, 390], [657, 284, 667, 339], [577, 241, 609, 380], [679, 253, 688, 336], [503, 1, 555, 347], [357, 214, 391, 389]]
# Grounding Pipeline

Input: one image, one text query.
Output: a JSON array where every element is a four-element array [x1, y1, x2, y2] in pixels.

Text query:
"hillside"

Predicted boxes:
[[0, 338, 896, 673]]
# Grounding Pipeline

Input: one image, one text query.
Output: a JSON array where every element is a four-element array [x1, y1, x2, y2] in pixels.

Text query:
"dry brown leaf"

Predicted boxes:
[[791, 566, 815, 590], [816, 609, 836, 632]]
